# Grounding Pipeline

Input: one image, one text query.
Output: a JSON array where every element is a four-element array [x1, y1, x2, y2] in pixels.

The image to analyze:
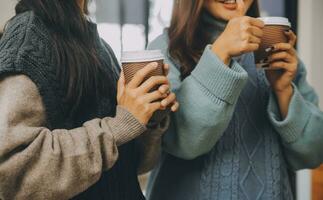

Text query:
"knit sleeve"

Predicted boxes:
[[147, 32, 249, 160], [267, 60, 323, 170], [0, 75, 146, 200]]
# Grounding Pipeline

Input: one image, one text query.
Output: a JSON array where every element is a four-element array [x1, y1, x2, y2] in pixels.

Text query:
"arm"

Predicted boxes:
[[136, 116, 170, 174], [149, 36, 248, 159], [267, 60, 323, 170], [0, 75, 146, 200]]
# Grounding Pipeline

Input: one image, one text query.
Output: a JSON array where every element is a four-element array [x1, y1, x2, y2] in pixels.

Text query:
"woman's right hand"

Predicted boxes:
[[117, 62, 169, 125], [212, 0, 264, 65]]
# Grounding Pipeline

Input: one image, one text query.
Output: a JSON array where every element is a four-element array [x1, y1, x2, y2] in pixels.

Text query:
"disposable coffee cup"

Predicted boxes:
[[121, 50, 169, 123], [121, 50, 165, 84], [254, 17, 291, 68]]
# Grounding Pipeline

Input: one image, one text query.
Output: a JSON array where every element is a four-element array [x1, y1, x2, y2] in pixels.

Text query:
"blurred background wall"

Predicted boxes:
[[297, 1, 323, 200], [0, 0, 322, 199], [0, 0, 14, 32]]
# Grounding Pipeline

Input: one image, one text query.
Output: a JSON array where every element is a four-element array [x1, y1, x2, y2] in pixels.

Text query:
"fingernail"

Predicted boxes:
[[161, 100, 167, 106], [151, 62, 158, 68], [265, 46, 275, 52]]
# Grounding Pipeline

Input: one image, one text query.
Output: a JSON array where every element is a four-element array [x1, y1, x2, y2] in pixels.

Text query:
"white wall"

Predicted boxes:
[[0, 0, 15, 31], [298, 0, 323, 107], [297, 1, 323, 200]]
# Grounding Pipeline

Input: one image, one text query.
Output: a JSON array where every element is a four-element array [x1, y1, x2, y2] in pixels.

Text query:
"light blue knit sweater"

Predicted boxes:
[[146, 12, 323, 200]]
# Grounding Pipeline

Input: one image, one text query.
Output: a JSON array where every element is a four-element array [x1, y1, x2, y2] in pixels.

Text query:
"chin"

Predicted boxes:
[[214, 12, 241, 21]]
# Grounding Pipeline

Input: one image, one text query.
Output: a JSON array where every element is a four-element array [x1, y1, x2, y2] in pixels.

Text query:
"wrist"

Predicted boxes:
[[274, 85, 294, 119], [211, 42, 231, 65], [274, 84, 293, 98]]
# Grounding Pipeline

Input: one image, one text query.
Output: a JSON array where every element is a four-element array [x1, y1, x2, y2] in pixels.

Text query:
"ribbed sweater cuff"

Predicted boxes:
[[107, 106, 147, 146], [191, 45, 248, 105], [267, 84, 312, 143]]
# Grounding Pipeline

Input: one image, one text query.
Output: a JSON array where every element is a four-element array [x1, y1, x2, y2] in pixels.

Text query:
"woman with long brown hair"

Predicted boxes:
[[0, 0, 178, 199], [147, 0, 323, 199]]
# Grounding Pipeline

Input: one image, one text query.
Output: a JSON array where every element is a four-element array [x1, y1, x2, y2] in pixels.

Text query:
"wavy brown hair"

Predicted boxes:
[[169, 0, 260, 80]]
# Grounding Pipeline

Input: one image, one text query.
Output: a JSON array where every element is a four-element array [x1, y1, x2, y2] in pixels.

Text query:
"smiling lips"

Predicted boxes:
[[218, 0, 238, 10], [219, 0, 237, 4]]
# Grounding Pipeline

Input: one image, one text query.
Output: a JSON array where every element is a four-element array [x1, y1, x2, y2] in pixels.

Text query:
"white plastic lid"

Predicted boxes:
[[258, 17, 291, 27], [121, 50, 164, 63]]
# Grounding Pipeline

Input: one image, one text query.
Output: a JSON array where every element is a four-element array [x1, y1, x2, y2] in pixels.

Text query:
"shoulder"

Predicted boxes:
[[147, 29, 169, 52], [0, 11, 55, 70], [1, 11, 51, 46], [0, 74, 45, 126], [0, 74, 40, 100]]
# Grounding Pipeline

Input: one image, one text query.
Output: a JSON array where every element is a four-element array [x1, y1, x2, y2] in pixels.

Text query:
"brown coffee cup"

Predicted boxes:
[[121, 50, 169, 123], [254, 17, 291, 68]]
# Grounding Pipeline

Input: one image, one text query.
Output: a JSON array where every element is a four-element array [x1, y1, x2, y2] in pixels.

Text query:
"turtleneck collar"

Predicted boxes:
[[201, 10, 228, 42], [201, 10, 247, 64]]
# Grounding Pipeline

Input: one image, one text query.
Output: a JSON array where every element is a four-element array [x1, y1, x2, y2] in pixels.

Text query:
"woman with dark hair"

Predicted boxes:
[[147, 0, 323, 199], [0, 0, 178, 199]]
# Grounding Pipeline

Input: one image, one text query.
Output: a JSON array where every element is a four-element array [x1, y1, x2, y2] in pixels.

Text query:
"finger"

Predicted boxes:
[[273, 43, 294, 53], [285, 30, 297, 46], [248, 35, 261, 44], [139, 76, 169, 93], [268, 51, 293, 63], [249, 18, 265, 28], [149, 102, 162, 112], [268, 61, 292, 70], [163, 64, 170, 76], [161, 93, 176, 107], [249, 26, 264, 38], [171, 101, 180, 112], [242, 43, 260, 53], [117, 71, 125, 100], [158, 84, 170, 94], [143, 90, 167, 103], [236, 0, 246, 17], [128, 62, 158, 88]]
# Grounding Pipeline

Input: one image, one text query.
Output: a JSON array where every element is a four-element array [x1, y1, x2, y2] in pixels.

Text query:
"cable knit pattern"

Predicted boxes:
[[195, 54, 293, 200], [0, 11, 145, 200], [0, 12, 67, 129], [147, 52, 295, 200], [147, 10, 323, 200]]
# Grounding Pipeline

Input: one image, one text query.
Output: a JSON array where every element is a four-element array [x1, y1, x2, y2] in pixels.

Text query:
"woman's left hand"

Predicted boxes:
[[265, 30, 298, 118]]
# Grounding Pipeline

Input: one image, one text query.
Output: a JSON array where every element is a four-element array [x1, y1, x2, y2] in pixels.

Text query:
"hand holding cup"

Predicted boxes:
[[119, 50, 178, 125], [212, 0, 265, 64]]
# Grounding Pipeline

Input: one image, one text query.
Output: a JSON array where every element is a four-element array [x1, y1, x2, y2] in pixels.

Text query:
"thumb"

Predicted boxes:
[[117, 71, 126, 100], [236, 0, 246, 17]]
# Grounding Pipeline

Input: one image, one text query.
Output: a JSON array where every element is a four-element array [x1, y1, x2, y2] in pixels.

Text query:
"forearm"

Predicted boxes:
[[0, 75, 147, 199], [0, 107, 146, 200], [268, 85, 323, 170], [163, 46, 248, 159], [274, 84, 294, 119]]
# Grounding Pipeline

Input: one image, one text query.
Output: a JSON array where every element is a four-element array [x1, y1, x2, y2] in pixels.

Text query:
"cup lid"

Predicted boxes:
[[121, 50, 164, 63], [258, 17, 291, 27]]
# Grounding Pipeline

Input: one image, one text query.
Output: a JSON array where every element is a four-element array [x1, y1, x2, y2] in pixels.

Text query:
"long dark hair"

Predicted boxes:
[[169, 0, 260, 79], [15, 0, 114, 113]]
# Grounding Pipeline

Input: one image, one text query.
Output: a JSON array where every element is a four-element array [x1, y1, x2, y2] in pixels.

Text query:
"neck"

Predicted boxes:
[[201, 11, 228, 42]]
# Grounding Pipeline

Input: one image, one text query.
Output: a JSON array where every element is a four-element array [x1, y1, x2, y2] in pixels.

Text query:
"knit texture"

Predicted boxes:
[[146, 11, 323, 200], [0, 11, 144, 200]]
